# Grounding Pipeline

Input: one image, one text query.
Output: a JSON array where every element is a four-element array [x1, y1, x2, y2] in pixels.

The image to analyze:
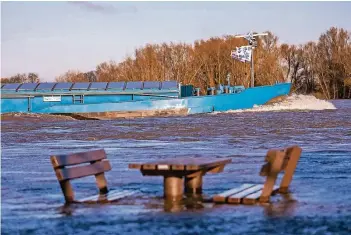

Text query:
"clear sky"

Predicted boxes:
[[1, 1, 350, 82]]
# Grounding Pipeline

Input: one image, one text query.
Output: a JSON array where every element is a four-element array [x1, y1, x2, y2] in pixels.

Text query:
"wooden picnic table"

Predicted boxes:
[[129, 157, 232, 200]]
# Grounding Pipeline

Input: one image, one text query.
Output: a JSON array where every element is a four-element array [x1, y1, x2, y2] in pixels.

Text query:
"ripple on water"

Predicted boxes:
[[1, 99, 351, 234]]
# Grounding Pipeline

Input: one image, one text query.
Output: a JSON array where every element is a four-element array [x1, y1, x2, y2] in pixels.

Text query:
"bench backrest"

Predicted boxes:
[[51, 149, 111, 203], [259, 145, 302, 202], [260, 146, 301, 176]]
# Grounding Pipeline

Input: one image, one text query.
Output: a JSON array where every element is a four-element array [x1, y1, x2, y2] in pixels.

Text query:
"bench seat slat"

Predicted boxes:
[[213, 184, 255, 203], [78, 190, 123, 202], [106, 190, 135, 201], [51, 149, 106, 168], [77, 190, 136, 203], [55, 160, 111, 181], [242, 185, 279, 205], [212, 146, 302, 206], [227, 184, 263, 204]]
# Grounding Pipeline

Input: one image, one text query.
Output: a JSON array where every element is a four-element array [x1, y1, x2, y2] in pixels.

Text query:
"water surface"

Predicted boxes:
[[1, 98, 351, 234]]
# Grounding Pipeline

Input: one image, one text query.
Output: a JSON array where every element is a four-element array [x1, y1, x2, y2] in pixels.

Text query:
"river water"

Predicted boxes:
[[1, 95, 351, 234]]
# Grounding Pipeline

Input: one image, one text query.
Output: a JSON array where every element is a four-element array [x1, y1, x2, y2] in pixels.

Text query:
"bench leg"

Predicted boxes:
[[184, 174, 203, 195], [60, 180, 74, 203], [279, 146, 302, 193], [260, 151, 285, 203], [164, 175, 184, 201], [95, 172, 108, 194]]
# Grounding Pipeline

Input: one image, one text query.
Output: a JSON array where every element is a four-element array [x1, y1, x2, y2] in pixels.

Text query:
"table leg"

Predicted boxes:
[[164, 175, 184, 201], [185, 174, 203, 195]]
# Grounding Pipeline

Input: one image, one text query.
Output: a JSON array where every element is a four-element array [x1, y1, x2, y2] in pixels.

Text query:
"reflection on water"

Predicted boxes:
[[163, 195, 207, 213], [263, 193, 298, 218], [1, 100, 351, 234]]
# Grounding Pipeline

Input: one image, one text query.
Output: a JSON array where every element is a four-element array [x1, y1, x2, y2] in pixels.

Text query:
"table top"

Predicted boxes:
[[129, 157, 231, 171]]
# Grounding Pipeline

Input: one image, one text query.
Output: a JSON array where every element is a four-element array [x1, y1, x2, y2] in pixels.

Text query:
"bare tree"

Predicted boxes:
[[43, 27, 349, 99], [27, 73, 40, 83]]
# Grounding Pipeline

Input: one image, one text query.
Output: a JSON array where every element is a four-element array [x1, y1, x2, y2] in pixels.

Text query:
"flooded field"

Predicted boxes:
[[1, 96, 351, 234]]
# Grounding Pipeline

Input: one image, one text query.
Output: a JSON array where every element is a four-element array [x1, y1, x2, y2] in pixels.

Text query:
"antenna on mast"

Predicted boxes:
[[233, 31, 268, 88]]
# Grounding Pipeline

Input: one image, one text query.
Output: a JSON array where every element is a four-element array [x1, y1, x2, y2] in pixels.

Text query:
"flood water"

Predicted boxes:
[[1, 96, 351, 234]]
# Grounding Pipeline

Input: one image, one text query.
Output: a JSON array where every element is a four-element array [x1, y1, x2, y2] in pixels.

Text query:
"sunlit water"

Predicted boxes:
[[1, 97, 351, 234]]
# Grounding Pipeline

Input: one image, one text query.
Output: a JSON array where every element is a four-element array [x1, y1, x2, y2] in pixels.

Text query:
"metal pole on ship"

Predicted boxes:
[[234, 31, 268, 88], [250, 47, 254, 88]]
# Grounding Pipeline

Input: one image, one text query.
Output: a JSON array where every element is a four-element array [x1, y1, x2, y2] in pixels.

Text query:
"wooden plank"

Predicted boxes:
[[197, 159, 232, 170], [78, 190, 136, 203], [259, 162, 271, 176], [78, 190, 122, 202], [213, 184, 255, 203], [171, 164, 184, 170], [128, 163, 142, 169], [186, 165, 200, 171], [208, 164, 225, 173], [86, 190, 130, 202], [242, 185, 279, 205], [185, 170, 203, 178], [281, 153, 291, 171], [130, 157, 231, 168], [260, 151, 285, 200], [227, 184, 263, 204], [142, 164, 156, 170], [279, 146, 302, 193], [95, 172, 108, 194], [129, 157, 231, 171], [82, 190, 125, 202], [55, 160, 111, 181], [157, 164, 170, 170], [130, 163, 184, 171], [59, 180, 75, 203], [265, 149, 280, 162], [51, 149, 106, 168], [105, 190, 135, 201]]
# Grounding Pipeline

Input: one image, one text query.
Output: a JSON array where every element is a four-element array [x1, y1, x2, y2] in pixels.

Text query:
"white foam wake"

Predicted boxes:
[[216, 94, 336, 113]]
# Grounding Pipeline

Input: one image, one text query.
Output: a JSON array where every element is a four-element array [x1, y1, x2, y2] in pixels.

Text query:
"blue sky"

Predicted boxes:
[[1, 1, 350, 82]]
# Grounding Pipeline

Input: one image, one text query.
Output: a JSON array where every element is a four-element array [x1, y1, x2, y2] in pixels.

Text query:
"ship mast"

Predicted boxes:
[[234, 31, 268, 88]]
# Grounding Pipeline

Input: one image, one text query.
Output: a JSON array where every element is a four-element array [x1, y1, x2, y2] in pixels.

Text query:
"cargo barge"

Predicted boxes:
[[0, 81, 291, 119]]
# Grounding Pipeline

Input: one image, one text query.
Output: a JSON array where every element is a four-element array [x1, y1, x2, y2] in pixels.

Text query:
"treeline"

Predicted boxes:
[[2, 73, 40, 84], [55, 32, 285, 94], [2, 27, 351, 99], [280, 27, 351, 99]]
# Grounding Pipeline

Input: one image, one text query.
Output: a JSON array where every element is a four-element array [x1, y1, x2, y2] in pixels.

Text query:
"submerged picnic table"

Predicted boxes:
[[129, 157, 232, 200]]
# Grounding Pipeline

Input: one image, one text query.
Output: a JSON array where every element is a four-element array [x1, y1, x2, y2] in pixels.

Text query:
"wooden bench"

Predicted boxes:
[[51, 149, 135, 204], [213, 145, 302, 205]]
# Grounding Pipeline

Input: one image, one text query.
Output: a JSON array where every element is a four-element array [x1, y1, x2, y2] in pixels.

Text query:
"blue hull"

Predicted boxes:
[[1, 83, 291, 116]]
